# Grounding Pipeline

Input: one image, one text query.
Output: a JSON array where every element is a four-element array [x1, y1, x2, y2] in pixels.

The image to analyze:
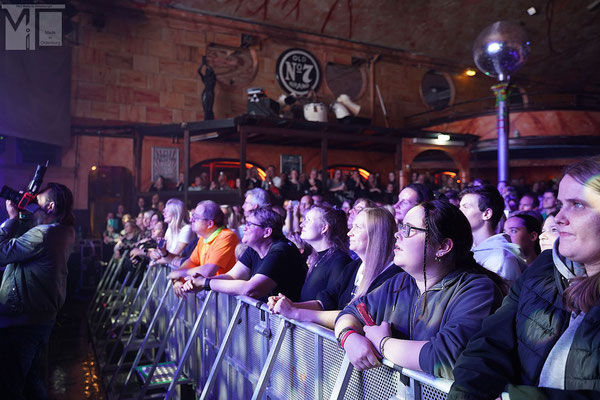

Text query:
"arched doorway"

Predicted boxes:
[[410, 150, 461, 190]]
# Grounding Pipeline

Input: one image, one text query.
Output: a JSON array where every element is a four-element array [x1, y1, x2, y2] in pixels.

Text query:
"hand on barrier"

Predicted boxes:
[[129, 247, 145, 259], [272, 295, 297, 319], [173, 280, 188, 298], [364, 321, 392, 357], [344, 332, 382, 371], [148, 249, 162, 261], [181, 276, 204, 294], [267, 294, 283, 312], [169, 269, 188, 280]]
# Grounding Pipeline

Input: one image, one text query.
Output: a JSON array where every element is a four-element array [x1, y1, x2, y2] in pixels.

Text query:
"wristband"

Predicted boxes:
[[336, 327, 354, 347], [379, 336, 392, 357], [340, 330, 357, 350], [204, 278, 211, 291]]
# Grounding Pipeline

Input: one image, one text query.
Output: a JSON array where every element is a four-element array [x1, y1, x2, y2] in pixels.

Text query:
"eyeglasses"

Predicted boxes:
[[397, 223, 427, 238], [190, 214, 207, 223], [246, 221, 266, 229]]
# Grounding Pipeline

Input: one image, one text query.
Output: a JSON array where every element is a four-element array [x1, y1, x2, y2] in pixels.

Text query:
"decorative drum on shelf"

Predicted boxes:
[[303, 103, 328, 122]]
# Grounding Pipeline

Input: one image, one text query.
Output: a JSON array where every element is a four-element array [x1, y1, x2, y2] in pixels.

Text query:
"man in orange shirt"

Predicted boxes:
[[169, 200, 238, 295]]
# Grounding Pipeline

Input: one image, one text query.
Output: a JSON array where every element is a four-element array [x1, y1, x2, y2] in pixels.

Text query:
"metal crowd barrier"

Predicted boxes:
[[92, 264, 453, 400]]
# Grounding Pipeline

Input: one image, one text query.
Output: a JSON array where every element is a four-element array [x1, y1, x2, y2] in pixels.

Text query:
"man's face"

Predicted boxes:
[[393, 188, 418, 223], [519, 196, 535, 211], [242, 195, 256, 217], [191, 205, 211, 237], [542, 192, 557, 210], [459, 193, 485, 231], [35, 189, 53, 217]]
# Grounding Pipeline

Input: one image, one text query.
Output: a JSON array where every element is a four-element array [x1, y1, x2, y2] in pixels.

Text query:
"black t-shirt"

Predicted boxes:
[[239, 239, 307, 301], [317, 261, 402, 310], [299, 249, 352, 302]]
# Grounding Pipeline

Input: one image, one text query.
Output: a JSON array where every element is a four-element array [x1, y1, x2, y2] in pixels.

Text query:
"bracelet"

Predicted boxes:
[[340, 330, 357, 350], [379, 336, 392, 358], [336, 327, 354, 347], [204, 279, 211, 291]]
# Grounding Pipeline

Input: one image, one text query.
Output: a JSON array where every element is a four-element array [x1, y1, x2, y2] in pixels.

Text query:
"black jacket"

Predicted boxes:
[[449, 247, 600, 399], [0, 218, 73, 327]]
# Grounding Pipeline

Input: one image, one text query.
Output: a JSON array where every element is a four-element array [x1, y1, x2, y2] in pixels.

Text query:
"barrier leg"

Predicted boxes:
[[135, 296, 186, 400], [251, 320, 289, 400], [164, 291, 213, 400], [329, 355, 353, 400], [106, 277, 171, 392], [199, 300, 244, 400], [99, 266, 153, 365]]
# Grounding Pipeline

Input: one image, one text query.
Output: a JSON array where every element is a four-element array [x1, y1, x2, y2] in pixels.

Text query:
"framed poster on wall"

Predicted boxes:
[[152, 147, 179, 185], [280, 154, 302, 174]]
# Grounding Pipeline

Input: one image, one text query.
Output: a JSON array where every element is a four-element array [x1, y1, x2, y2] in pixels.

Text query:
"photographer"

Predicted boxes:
[[0, 183, 75, 399]]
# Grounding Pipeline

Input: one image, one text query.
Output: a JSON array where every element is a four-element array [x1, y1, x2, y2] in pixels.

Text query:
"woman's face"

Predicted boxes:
[[300, 208, 325, 243], [136, 213, 144, 229], [393, 206, 431, 277], [555, 175, 600, 267], [124, 222, 134, 234], [334, 170, 341, 179], [348, 211, 368, 257], [149, 214, 159, 229], [152, 222, 164, 239], [539, 215, 559, 252], [162, 205, 174, 223]]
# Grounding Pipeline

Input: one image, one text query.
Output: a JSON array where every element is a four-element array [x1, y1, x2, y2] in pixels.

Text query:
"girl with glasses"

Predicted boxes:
[[335, 200, 506, 378]]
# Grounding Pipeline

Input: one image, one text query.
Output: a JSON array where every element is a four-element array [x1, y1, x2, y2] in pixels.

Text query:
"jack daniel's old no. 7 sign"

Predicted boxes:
[[275, 48, 321, 96]]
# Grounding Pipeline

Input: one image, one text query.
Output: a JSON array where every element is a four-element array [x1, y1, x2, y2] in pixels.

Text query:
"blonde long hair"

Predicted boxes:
[[165, 198, 188, 237], [352, 207, 396, 300]]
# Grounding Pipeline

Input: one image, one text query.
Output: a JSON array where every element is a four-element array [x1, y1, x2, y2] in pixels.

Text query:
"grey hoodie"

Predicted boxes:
[[473, 233, 526, 284]]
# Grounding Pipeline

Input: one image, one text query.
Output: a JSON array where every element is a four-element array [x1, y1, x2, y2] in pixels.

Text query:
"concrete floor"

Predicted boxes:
[[48, 293, 105, 400]]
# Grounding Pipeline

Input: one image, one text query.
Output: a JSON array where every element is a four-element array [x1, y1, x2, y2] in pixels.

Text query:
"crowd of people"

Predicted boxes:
[[99, 157, 600, 399]]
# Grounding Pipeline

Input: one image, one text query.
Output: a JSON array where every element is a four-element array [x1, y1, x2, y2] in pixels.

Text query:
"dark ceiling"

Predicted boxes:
[[136, 0, 600, 93]]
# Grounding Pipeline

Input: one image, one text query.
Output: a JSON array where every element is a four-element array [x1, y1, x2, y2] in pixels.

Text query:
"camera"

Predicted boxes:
[[0, 162, 48, 212]]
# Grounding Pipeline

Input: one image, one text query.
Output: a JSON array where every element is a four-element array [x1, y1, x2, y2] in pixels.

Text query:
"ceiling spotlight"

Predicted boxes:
[[465, 68, 477, 76], [527, 7, 537, 15]]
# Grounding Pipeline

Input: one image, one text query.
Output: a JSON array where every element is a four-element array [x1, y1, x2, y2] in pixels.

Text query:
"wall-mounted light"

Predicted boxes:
[[465, 68, 477, 77], [190, 132, 219, 142], [91, 165, 97, 171], [413, 137, 465, 146], [437, 134, 451, 142]]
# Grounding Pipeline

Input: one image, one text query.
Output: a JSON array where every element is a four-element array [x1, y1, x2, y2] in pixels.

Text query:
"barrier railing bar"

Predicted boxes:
[[399, 365, 453, 394], [328, 355, 353, 400], [251, 320, 289, 400], [88, 256, 118, 315], [89, 254, 126, 319], [118, 273, 175, 399], [199, 300, 245, 400], [164, 290, 214, 400], [136, 295, 186, 400], [99, 266, 152, 358], [93, 269, 132, 337], [106, 275, 170, 392], [102, 267, 161, 375], [315, 335, 323, 400]]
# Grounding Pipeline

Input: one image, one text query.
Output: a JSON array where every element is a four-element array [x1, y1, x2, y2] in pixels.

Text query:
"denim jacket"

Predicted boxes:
[[0, 218, 73, 327]]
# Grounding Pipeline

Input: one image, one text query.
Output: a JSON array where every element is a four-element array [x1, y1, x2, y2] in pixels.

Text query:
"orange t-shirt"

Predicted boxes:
[[188, 228, 239, 275]]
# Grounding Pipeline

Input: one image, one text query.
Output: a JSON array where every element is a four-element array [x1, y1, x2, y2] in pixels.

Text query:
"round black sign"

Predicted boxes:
[[275, 48, 321, 95]]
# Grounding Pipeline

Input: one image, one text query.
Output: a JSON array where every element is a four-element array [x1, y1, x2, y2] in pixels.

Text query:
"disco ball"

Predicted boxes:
[[473, 21, 530, 81]]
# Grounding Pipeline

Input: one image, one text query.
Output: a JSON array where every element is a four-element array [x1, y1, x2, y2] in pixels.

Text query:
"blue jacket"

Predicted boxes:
[[338, 267, 504, 379], [449, 246, 600, 399], [0, 218, 73, 327]]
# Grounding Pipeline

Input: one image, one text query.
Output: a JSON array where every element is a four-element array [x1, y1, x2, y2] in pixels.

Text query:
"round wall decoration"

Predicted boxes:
[[275, 48, 321, 95]]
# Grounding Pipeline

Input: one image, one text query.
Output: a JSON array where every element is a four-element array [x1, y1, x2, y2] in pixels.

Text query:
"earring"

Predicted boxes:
[[435, 253, 442, 262]]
